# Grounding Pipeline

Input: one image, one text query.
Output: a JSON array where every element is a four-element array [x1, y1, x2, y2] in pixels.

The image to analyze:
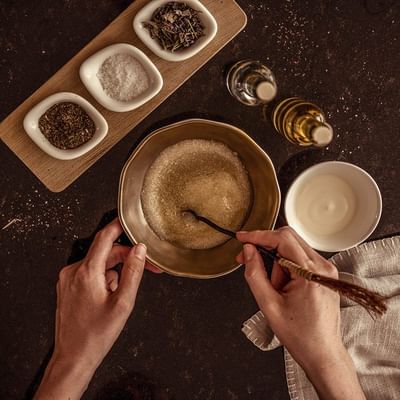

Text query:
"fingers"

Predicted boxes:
[[116, 244, 146, 307], [236, 250, 244, 265], [85, 219, 123, 272], [286, 229, 338, 278], [105, 244, 131, 270], [243, 244, 281, 311], [237, 247, 289, 290], [105, 243, 163, 274], [286, 228, 325, 263], [106, 270, 119, 292], [106, 245, 161, 293], [145, 262, 164, 273], [237, 227, 337, 278], [237, 230, 276, 249], [237, 228, 315, 277], [271, 263, 290, 290]]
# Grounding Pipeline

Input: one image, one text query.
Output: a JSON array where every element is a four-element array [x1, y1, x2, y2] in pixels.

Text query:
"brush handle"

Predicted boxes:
[[196, 215, 238, 239], [254, 246, 279, 278], [195, 214, 278, 273], [255, 245, 277, 261], [195, 214, 386, 315]]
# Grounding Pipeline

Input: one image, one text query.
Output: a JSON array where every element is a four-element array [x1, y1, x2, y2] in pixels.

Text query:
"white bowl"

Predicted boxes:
[[23, 92, 108, 160], [133, 0, 218, 62], [79, 43, 163, 112], [285, 161, 382, 252]]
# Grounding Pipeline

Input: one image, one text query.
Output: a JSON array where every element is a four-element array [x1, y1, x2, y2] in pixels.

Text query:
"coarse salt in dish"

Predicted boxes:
[[97, 53, 150, 102], [80, 43, 163, 112]]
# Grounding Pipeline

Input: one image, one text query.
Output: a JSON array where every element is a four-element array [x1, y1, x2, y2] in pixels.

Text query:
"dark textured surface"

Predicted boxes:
[[1, 1, 399, 399]]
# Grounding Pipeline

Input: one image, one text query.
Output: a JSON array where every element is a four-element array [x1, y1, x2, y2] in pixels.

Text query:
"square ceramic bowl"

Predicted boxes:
[[118, 119, 281, 278], [285, 161, 382, 252], [133, 0, 218, 62], [23, 92, 108, 160], [79, 43, 163, 112]]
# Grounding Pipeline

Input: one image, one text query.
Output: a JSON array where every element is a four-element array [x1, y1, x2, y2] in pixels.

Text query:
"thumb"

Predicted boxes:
[[243, 244, 280, 312], [116, 243, 146, 305]]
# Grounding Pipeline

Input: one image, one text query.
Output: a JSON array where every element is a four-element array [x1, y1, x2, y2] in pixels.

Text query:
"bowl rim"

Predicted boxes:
[[133, 0, 218, 62], [22, 91, 108, 160], [284, 160, 383, 252], [79, 43, 163, 112], [118, 118, 281, 278]]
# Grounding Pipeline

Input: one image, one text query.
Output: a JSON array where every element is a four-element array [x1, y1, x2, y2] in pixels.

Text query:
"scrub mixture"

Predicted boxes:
[[295, 174, 357, 236], [141, 139, 252, 249]]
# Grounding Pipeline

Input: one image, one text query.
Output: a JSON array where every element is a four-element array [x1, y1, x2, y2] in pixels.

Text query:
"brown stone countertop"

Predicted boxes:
[[0, 1, 399, 399]]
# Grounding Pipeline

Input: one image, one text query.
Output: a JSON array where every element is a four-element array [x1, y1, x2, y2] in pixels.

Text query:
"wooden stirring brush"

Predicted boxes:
[[183, 210, 387, 317]]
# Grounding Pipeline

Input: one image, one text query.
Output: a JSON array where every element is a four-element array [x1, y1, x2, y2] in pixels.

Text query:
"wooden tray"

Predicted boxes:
[[0, 0, 247, 192]]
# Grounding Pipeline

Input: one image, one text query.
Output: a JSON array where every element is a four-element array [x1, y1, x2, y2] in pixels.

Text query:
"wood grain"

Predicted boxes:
[[0, 0, 247, 192]]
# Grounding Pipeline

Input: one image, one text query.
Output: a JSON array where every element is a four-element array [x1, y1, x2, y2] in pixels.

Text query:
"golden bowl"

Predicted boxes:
[[118, 119, 280, 278]]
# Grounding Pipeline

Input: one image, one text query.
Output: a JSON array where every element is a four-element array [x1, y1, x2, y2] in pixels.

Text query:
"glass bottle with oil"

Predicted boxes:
[[272, 97, 333, 147]]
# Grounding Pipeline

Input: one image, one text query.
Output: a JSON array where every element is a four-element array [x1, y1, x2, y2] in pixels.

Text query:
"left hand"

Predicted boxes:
[[34, 218, 161, 400]]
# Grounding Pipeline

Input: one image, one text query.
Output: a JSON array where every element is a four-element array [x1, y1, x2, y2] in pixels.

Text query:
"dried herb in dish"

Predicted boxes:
[[38, 102, 96, 150], [143, 1, 204, 52]]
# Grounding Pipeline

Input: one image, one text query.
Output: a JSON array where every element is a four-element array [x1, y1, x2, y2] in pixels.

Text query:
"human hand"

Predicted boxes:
[[237, 227, 366, 400], [35, 219, 160, 400]]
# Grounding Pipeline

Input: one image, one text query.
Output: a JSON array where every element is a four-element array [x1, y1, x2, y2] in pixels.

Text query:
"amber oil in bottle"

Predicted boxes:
[[272, 97, 333, 146]]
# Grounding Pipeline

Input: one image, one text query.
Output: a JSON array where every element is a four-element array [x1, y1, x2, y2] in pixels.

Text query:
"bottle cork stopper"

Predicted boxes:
[[311, 123, 333, 146], [255, 81, 277, 102]]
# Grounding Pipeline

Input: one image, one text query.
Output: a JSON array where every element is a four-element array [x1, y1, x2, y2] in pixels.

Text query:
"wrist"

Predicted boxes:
[[51, 349, 99, 374], [303, 341, 352, 378], [302, 344, 365, 400], [51, 353, 97, 378], [34, 353, 97, 400]]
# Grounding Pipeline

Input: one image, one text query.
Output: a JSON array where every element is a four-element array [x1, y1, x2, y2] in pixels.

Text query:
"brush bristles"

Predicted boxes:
[[278, 258, 387, 317], [312, 275, 387, 317]]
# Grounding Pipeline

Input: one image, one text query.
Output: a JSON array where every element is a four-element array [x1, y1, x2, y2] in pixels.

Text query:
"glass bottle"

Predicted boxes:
[[272, 97, 333, 147], [226, 60, 277, 106]]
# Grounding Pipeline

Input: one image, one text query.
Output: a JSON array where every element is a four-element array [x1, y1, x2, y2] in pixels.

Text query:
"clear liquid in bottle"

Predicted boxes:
[[272, 97, 333, 147], [226, 60, 277, 106]]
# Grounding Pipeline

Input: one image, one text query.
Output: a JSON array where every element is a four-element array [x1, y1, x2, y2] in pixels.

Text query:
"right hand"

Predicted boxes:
[[236, 227, 366, 400], [236, 227, 342, 372]]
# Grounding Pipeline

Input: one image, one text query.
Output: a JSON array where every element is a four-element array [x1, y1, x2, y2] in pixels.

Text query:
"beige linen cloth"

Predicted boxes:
[[242, 236, 400, 400]]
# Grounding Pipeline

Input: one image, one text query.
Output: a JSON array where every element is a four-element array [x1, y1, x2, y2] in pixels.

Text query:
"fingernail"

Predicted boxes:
[[237, 231, 248, 235], [243, 244, 254, 262], [134, 243, 146, 261]]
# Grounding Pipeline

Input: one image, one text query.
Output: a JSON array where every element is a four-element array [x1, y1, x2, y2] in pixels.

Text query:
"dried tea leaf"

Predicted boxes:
[[38, 102, 96, 150], [143, 1, 205, 52]]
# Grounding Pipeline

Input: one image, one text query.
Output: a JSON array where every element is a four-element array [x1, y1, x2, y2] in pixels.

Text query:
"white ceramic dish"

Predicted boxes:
[[133, 0, 218, 62], [79, 43, 163, 112], [23, 92, 108, 160], [285, 161, 382, 252]]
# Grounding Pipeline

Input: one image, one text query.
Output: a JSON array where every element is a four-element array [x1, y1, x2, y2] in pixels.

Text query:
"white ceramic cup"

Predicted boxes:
[[284, 161, 382, 252]]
